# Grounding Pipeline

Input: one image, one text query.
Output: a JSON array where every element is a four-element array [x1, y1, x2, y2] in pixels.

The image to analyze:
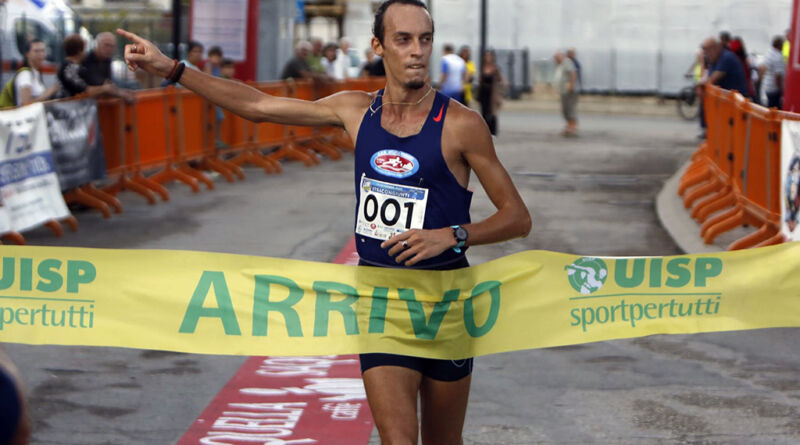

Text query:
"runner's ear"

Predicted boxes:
[[371, 37, 383, 58]]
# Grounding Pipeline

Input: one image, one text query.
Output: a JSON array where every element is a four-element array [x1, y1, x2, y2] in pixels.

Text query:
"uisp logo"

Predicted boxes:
[[565, 257, 608, 295]]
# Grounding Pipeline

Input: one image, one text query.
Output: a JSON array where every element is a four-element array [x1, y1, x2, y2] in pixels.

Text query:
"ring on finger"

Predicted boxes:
[[132, 44, 137, 52], [402, 240, 409, 248]]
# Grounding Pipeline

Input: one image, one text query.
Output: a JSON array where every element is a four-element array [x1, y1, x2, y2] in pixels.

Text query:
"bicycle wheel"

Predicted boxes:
[[677, 87, 700, 121]]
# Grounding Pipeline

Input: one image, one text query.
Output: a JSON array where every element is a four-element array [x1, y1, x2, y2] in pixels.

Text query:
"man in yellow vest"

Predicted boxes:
[[459, 46, 476, 107], [783, 28, 791, 64]]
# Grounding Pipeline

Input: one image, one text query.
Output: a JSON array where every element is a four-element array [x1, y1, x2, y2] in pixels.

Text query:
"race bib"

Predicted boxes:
[[356, 175, 428, 240]]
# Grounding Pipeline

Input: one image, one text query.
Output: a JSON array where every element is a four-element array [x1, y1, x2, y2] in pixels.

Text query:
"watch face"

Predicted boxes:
[[455, 227, 468, 241]]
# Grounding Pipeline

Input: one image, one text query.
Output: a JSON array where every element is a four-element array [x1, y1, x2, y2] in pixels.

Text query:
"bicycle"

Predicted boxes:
[[677, 73, 700, 121]]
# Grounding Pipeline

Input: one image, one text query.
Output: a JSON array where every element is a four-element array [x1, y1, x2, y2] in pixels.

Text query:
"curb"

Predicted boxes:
[[655, 161, 723, 254]]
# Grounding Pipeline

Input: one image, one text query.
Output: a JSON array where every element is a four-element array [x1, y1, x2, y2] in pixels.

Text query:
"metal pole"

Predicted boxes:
[[172, 0, 181, 60], [479, 0, 487, 75]]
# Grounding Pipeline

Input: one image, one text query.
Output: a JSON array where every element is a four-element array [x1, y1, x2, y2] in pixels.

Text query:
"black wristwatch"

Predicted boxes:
[[451, 225, 468, 254]]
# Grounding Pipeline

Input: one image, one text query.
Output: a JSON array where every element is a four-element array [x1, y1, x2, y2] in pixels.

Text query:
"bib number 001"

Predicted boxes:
[[362, 194, 416, 229], [356, 176, 428, 240]]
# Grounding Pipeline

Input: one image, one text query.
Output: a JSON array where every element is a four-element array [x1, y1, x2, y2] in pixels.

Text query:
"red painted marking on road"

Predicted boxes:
[[332, 236, 360, 265], [178, 238, 373, 445]]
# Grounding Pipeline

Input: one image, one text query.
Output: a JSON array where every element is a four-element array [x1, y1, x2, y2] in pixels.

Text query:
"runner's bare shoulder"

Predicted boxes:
[[317, 89, 380, 128], [442, 99, 492, 153]]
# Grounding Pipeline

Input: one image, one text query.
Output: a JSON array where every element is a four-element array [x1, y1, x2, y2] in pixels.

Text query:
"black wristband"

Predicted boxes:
[[169, 62, 186, 84]]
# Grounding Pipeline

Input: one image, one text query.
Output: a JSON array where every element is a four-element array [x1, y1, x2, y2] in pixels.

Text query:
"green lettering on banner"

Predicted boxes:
[[15, 307, 28, 324], [66, 260, 96, 293], [464, 281, 502, 337], [649, 258, 663, 287], [695, 258, 722, 286], [665, 258, 691, 287], [179, 271, 241, 335], [368, 287, 389, 334], [20, 258, 32, 291], [615, 259, 645, 288], [312, 281, 359, 337], [36, 259, 62, 292], [399, 288, 460, 340], [0, 258, 14, 290], [252, 275, 303, 337]]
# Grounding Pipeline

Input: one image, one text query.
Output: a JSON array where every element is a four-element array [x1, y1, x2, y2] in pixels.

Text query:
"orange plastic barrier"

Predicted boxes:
[[2, 77, 387, 242], [678, 85, 788, 249], [102, 98, 170, 203]]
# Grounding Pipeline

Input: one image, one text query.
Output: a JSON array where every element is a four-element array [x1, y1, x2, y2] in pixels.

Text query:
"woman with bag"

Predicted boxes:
[[10, 39, 59, 106]]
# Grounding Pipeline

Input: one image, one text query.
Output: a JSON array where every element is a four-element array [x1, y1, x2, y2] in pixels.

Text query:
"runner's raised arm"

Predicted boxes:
[[116, 29, 367, 128]]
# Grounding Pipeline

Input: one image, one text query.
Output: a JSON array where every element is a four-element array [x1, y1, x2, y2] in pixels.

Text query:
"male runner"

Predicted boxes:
[[118, 0, 531, 443]]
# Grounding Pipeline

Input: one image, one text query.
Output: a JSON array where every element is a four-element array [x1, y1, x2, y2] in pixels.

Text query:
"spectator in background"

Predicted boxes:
[[783, 29, 791, 64], [82, 32, 117, 86], [719, 31, 732, 48], [0, 348, 30, 445], [760, 35, 786, 109], [554, 50, 578, 136], [220, 58, 236, 80], [459, 45, 475, 107], [687, 49, 707, 84], [281, 40, 315, 80], [361, 48, 386, 77], [332, 37, 354, 80], [321, 42, 339, 78], [14, 39, 59, 106], [361, 48, 375, 77], [203, 46, 223, 76], [57, 34, 132, 101], [439, 43, 466, 103], [567, 47, 582, 91], [697, 37, 748, 139], [308, 37, 325, 74], [478, 49, 505, 135], [183, 41, 204, 71], [702, 37, 749, 95], [728, 37, 756, 99]]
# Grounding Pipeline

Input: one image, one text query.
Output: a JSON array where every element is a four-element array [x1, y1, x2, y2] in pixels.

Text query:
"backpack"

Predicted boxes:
[[0, 67, 31, 109]]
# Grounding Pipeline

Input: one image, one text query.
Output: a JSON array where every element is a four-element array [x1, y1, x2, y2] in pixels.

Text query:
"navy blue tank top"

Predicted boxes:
[[354, 89, 472, 268]]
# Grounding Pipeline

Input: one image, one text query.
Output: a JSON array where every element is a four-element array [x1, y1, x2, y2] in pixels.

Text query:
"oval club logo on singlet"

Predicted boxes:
[[370, 149, 419, 179]]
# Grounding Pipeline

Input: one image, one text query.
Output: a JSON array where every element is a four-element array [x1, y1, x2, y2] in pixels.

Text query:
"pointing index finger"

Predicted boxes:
[[116, 28, 145, 45]]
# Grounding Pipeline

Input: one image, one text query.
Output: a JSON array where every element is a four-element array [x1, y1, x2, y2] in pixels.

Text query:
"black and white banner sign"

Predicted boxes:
[[0, 103, 70, 232], [45, 99, 107, 191]]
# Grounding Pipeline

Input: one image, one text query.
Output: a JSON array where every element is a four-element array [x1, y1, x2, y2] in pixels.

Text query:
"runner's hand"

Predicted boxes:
[[382, 228, 456, 267], [116, 29, 174, 78]]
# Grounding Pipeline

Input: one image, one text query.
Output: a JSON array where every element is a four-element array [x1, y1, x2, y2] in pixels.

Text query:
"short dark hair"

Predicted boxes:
[[23, 39, 45, 67], [773, 35, 785, 50], [208, 46, 223, 57], [372, 0, 432, 44], [719, 31, 731, 43], [63, 34, 85, 57], [187, 40, 203, 53], [221, 58, 235, 67]]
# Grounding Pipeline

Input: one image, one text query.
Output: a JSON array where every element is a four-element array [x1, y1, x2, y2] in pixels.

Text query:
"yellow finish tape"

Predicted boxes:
[[0, 244, 798, 359]]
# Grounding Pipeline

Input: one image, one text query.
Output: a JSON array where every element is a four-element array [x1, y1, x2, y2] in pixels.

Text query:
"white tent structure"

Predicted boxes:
[[428, 0, 792, 94]]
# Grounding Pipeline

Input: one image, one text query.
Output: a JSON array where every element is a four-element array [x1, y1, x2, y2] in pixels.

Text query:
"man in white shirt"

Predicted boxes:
[[332, 37, 355, 80], [760, 35, 786, 109], [439, 43, 466, 103]]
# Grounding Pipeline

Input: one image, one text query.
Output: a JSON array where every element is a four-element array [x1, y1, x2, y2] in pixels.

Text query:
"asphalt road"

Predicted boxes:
[[5, 108, 800, 444]]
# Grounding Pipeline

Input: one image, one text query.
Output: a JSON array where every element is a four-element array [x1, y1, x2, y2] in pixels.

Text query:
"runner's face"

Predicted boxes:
[[375, 4, 433, 90]]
